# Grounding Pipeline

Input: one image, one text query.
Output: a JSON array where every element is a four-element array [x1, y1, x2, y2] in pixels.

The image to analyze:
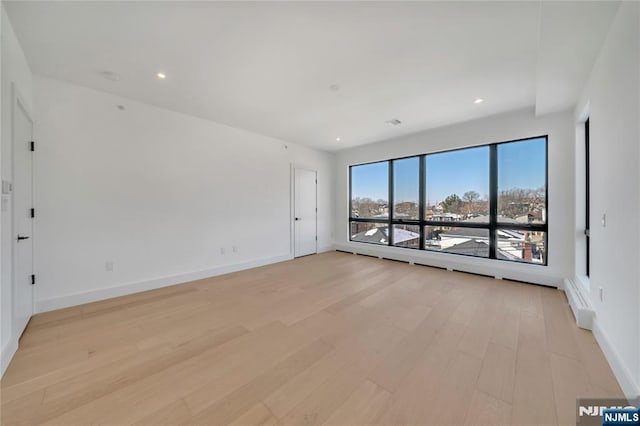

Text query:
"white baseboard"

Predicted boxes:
[[35, 253, 293, 314], [1, 337, 19, 378], [592, 319, 640, 402], [318, 244, 335, 254], [563, 277, 595, 330]]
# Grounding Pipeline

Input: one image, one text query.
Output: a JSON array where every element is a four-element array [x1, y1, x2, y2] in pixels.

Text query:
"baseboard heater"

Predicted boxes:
[[503, 278, 556, 289], [416, 263, 447, 270], [563, 277, 595, 330], [355, 253, 379, 259], [333, 250, 553, 289], [453, 269, 494, 279], [382, 257, 410, 264]]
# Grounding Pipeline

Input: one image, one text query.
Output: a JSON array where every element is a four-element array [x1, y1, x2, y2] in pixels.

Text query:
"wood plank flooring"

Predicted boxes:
[[0, 251, 624, 425]]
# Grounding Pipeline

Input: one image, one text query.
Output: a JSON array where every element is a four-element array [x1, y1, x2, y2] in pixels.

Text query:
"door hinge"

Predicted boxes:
[[30, 141, 35, 152], [315, 236, 318, 241], [30, 208, 35, 218], [31, 274, 35, 285]]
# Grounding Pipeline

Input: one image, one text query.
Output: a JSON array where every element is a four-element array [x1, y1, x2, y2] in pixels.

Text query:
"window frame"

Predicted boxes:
[[585, 118, 590, 276], [348, 135, 549, 265]]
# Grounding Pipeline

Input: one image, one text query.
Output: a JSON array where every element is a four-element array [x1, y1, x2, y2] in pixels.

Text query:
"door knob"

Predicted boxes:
[[295, 217, 301, 221], [16, 235, 30, 241]]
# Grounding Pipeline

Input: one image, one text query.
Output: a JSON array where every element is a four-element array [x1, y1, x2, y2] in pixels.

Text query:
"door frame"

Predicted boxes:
[[11, 83, 35, 337], [290, 164, 317, 258]]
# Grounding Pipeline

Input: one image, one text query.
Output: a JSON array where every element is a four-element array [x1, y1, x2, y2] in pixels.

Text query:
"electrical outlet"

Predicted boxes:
[[599, 286, 604, 302], [232, 246, 238, 253], [601, 213, 606, 227], [105, 261, 114, 272], [220, 247, 226, 255]]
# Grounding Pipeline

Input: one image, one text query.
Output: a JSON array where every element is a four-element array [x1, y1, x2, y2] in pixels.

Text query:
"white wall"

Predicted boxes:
[[333, 108, 575, 287], [0, 3, 33, 376], [574, 1, 639, 400], [32, 76, 333, 312]]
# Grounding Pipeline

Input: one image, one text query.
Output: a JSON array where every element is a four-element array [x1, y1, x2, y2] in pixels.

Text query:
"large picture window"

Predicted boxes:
[[349, 136, 548, 265], [350, 161, 389, 219]]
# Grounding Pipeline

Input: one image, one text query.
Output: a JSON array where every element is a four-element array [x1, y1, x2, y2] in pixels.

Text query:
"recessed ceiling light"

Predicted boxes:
[[474, 98, 484, 104], [156, 72, 167, 79], [329, 84, 340, 92], [336, 137, 341, 142], [386, 119, 402, 126]]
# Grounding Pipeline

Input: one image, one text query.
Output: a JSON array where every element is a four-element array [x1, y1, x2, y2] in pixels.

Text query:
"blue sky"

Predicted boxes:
[[426, 146, 489, 204], [351, 137, 546, 204]]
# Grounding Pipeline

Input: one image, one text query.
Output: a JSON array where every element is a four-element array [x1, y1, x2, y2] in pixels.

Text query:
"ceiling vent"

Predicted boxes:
[[100, 70, 121, 82], [386, 119, 402, 125]]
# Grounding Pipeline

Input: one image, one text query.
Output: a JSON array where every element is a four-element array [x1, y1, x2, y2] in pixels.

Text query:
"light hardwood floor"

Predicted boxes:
[[0, 251, 624, 425]]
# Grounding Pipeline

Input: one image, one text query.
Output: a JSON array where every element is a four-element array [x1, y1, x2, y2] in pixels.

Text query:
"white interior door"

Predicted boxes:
[[13, 96, 34, 339], [294, 168, 317, 257]]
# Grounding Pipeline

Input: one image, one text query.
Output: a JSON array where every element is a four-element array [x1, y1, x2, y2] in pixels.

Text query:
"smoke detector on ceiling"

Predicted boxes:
[[386, 119, 402, 126]]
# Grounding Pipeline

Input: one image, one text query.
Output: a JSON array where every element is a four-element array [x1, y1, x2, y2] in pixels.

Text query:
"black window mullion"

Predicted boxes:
[[350, 217, 393, 224], [489, 144, 498, 259], [348, 166, 353, 222], [388, 160, 393, 246], [585, 118, 590, 276], [424, 220, 493, 228], [392, 220, 421, 226], [495, 223, 547, 232], [544, 136, 549, 266], [419, 155, 426, 250]]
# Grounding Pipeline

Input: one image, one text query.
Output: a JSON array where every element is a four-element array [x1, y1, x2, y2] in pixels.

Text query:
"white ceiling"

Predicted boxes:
[[4, 1, 620, 151]]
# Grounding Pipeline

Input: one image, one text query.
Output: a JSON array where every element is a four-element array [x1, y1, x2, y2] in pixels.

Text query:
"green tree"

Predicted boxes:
[[441, 194, 462, 213]]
